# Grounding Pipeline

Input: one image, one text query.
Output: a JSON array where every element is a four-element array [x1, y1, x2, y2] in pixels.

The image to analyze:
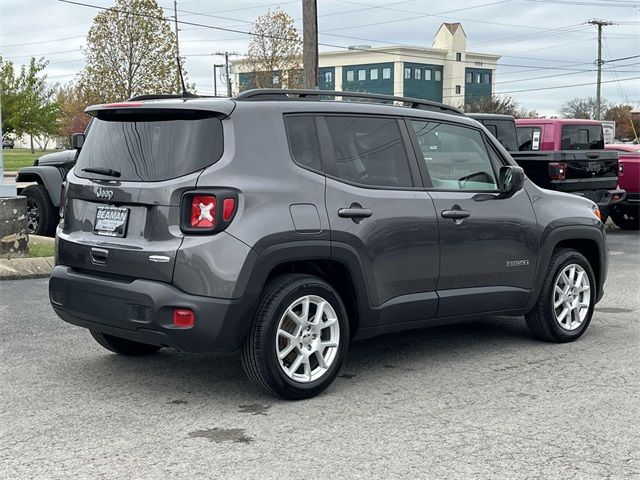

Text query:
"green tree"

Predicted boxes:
[[559, 97, 610, 120], [78, 0, 186, 103], [56, 82, 92, 146], [243, 8, 302, 90], [604, 104, 640, 142], [464, 95, 537, 118], [1, 56, 60, 152]]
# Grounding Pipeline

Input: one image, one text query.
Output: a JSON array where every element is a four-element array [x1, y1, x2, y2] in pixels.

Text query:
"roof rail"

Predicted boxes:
[[127, 93, 201, 102], [234, 89, 463, 115]]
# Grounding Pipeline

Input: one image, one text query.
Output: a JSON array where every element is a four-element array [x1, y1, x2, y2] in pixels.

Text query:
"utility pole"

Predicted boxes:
[[215, 52, 238, 97], [588, 19, 614, 120], [173, 0, 181, 93], [302, 0, 318, 89], [213, 64, 224, 96]]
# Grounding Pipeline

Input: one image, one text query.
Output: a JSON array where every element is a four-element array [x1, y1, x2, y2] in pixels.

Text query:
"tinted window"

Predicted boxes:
[[411, 121, 498, 190], [76, 113, 223, 182], [325, 116, 413, 188], [482, 120, 517, 152], [561, 125, 604, 150], [284, 115, 321, 171], [517, 126, 541, 151]]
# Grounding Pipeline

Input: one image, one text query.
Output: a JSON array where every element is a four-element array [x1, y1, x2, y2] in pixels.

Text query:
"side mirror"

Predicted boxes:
[[71, 133, 85, 150], [499, 165, 525, 197]]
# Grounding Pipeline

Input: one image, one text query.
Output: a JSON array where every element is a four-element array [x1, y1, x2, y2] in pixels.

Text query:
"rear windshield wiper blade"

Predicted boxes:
[[82, 167, 121, 178]]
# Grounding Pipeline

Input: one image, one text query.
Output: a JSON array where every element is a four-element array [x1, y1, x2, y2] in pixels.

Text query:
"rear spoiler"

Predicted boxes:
[[85, 98, 236, 118]]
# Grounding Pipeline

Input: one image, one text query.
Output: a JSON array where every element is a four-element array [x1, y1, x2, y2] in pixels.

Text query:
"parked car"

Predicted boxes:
[[2, 137, 14, 149], [16, 149, 76, 235], [605, 143, 640, 229], [470, 115, 624, 220], [50, 90, 608, 399]]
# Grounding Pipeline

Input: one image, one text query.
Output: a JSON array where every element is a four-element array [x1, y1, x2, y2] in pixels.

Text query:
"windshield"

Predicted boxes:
[[561, 125, 604, 150], [76, 113, 223, 181]]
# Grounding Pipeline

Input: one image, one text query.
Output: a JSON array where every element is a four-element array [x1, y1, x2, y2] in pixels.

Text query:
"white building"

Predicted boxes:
[[233, 23, 500, 107]]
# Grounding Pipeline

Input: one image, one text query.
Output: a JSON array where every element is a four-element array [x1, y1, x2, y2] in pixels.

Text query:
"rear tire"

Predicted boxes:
[[525, 249, 596, 343], [90, 331, 162, 356], [241, 274, 349, 400], [22, 184, 58, 236], [610, 207, 640, 230]]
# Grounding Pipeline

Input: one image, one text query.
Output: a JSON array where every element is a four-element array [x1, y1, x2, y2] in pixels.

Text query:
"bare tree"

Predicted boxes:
[[464, 95, 537, 118], [560, 97, 610, 120], [244, 9, 303, 90]]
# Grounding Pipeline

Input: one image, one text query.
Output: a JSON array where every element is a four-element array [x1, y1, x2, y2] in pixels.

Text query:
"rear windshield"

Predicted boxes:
[[76, 112, 223, 181], [482, 120, 517, 152], [561, 125, 604, 150]]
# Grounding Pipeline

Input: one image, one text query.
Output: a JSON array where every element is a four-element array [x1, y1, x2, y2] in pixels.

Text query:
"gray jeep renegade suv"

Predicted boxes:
[[50, 89, 608, 399]]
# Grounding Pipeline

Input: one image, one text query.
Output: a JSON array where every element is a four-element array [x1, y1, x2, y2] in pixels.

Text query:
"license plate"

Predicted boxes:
[[94, 206, 129, 237]]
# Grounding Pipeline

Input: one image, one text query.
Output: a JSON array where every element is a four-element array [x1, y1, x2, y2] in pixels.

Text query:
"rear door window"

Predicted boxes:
[[411, 120, 498, 191], [561, 125, 604, 150], [322, 115, 413, 188], [76, 111, 223, 181], [482, 120, 517, 151], [284, 115, 322, 172], [517, 126, 541, 151]]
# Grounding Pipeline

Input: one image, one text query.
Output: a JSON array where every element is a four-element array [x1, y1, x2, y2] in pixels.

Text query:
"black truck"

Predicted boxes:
[[469, 114, 624, 218]]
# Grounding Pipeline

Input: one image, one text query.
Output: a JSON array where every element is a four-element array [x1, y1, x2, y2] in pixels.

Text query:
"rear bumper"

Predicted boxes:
[[49, 266, 254, 353], [615, 192, 640, 208], [569, 188, 626, 208]]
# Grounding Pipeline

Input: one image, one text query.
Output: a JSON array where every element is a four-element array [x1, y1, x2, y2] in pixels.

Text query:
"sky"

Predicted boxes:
[[1, 0, 639, 115]]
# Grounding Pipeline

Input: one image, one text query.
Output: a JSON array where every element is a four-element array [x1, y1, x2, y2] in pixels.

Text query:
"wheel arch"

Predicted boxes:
[[240, 241, 371, 338], [531, 225, 607, 307], [16, 166, 64, 207]]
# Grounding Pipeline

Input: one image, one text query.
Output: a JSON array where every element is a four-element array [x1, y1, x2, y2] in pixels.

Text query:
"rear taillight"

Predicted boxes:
[[190, 195, 216, 228], [180, 190, 238, 234], [549, 162, 567, 180], [59, 179, 69, 223]]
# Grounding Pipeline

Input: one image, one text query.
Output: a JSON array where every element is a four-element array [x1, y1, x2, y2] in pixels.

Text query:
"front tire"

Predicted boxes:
[[525, 249, 596, 343], [22, 184, 58, 236], [90, 331, 162, 356], [241, 274, 349, 400]]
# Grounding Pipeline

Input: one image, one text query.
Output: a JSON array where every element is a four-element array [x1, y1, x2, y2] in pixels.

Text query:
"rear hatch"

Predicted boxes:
[[511, 150, 619, 191], [57, 101, 231, 282]]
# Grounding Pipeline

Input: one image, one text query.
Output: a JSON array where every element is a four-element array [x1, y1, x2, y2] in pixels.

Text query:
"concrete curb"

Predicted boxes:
[[0, 256, 54, 280]]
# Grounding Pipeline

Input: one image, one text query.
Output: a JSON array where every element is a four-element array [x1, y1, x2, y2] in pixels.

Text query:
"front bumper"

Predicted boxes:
[[49, 266, 254, 353]]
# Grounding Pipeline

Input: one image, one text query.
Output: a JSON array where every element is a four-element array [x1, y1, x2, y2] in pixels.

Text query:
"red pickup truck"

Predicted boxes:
[[605, 144, 640, 229], [514, 118, 624, 217]]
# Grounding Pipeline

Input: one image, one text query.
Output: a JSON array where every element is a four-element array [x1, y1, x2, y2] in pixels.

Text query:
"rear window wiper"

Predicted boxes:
[[82, 167, 121, 178]]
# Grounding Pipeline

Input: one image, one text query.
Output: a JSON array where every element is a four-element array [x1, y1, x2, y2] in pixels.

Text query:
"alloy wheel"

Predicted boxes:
[[552, 264, 591, 331], [275, 295, 340, 383], [26, 197, 39, 233]]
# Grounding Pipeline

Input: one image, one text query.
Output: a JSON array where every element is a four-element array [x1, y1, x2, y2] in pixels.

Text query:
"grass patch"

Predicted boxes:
[[2, 148, 56, 171], [28, 238, 55, 258]]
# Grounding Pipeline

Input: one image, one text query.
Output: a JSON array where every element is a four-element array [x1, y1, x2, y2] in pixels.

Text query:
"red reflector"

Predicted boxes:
[[173, 309, 195, 328], [190, 195, 216, 228], [222, 198, 236, 222]]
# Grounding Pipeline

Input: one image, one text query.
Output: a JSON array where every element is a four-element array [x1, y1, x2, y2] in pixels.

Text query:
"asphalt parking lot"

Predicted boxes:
[[1, 230, 638, 479]]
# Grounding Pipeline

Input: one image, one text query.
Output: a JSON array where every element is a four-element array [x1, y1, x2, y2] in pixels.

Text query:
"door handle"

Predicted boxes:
[[441, 207, 471, 220], [91, 247, 109, 265], [338, 207, 373, 219]]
